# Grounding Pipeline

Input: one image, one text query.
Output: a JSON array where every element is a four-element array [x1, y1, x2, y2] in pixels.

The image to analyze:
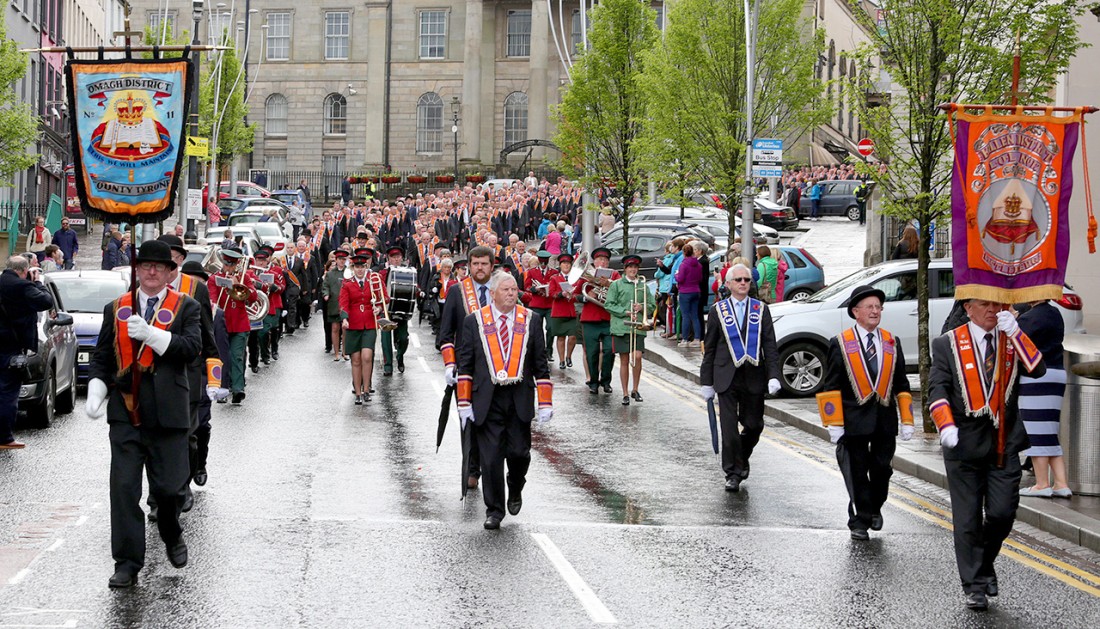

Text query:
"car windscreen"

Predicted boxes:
[[219, 199, 244, 212], [51, 278, 128, 313], [251, 223, 283, 237], [804, 266, 883, 303], [229, 212, 266, 225]]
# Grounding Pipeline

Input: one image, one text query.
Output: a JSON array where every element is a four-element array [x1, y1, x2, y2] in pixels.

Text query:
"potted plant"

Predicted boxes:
[[366, 174, 380, 183], [348, 175, 361, 184], [380, 173, 401, 184], [407, 174, 428, 184], [435, 174, 455, 184], [465, 173, 485, 184]]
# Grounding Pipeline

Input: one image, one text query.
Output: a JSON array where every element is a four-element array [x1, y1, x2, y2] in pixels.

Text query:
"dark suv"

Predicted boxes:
[[807, 180, 873, 221]]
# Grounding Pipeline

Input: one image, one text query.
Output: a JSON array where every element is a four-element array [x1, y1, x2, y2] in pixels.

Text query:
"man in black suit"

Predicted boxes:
[[700, 264, 780, 492], [0, 255, 55, 449], [929, 298, 1045, 611], [86, 240, 202, 588], [456, 270, 553, 530], [817, 285, 912, 540]]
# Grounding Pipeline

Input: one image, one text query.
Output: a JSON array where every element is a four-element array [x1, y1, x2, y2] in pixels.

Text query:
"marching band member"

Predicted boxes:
[[929, 299, 1045, 610], [456, 271, 552, 530], [427, 257, 459, 336], [322, 250, 349, 358], [207, 247, 258, 405], [816, 285, 911, 538], [339, 252, 382, 404], [604, 255, 654, 405], [547, 253, 579, 370], [377, 245, 410, 375], [523, 250, 558, 361], [258, 246, 287, 362], [575, 247, 619, 395], [700, 264, 780, 492]]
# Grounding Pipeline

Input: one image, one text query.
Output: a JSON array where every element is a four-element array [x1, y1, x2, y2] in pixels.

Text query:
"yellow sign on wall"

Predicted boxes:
[[185, 136, 208, 158]]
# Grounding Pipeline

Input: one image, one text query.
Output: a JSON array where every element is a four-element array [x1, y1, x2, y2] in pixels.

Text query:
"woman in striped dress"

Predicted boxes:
[[1017, 300, 1072, 498]]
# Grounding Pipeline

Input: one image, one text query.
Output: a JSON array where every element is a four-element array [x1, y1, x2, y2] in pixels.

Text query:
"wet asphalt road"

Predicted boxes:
[[1, 320, 1099, 628]]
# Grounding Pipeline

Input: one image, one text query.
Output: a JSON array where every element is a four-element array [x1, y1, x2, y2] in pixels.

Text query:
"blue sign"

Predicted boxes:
[[752, 139, 784, 151]]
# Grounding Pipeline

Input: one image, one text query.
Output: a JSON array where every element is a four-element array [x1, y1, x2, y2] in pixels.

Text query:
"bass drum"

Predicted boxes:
[[386, 266, 419, 322]]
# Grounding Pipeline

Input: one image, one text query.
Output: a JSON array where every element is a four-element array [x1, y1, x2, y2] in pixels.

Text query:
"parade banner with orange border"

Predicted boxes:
[[950, 108, 1090, 303]]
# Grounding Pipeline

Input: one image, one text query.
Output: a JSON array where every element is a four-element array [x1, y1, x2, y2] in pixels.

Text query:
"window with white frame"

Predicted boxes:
[[266, 13, 290, 60], [571, 10, 582, 53], [325, 11, 350, 60], [419, 10, 446, 59], [416, 92, 444, 154], [503, 92, 528, 148], [265, 94, 288, 136], [654, 5, 664, 30], [506, 10, 531, 57], [324, 93, 347, 135], [148, 10, 177, 38], [208, 11, 232, 46], [322, 154, 346, 193], [264, 154, 287, 173]]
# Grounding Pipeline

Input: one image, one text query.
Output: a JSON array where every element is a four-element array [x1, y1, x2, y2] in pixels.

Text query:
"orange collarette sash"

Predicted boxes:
[[947, 324, 1022, 424], [477, 305, 530, 385], [838, 327, 896, 405], [178, 273, 196, 297], [460, 276, 479, 315], [113, 289, 183, 375]]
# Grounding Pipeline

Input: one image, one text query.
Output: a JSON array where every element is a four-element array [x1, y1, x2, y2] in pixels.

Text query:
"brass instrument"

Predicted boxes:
[[569, 251, 610, 307], [369, 271, 399, 331], [214, 260, 268, 323], [626, 274, 654, 366]]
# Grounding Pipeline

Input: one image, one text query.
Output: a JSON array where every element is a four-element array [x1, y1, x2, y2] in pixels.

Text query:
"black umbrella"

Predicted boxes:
[[707, 398, 720, 455], [435, 385, 454, 452], [460, 418, 472, 500]]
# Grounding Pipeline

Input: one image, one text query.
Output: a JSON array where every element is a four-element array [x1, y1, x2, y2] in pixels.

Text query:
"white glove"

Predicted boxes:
[[900, 424, 914, 441], [537, 408, 554, 425], [458, 406, 474, 430], [444, 365, 457, 387], [939, 425, 959, 449], [996, 310, 1019, 336], [767, 378, 781, 396], [85, 378, 108, 420], [827, 426, 845, 444], [126, 315, 151, 341], [700, 385, 715, 401], [207, 386, 230, 401]]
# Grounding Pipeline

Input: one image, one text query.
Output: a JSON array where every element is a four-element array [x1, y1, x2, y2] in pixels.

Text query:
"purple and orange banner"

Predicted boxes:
[[950, 109, 1083, 303]]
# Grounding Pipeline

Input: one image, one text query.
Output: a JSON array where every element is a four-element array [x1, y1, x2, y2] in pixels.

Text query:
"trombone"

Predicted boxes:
[[626, 274, 655, 366], [369, 271, 399, 331]]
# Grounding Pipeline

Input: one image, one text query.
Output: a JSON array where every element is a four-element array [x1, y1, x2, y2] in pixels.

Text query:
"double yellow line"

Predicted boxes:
[[641, 372, 1100, 597]]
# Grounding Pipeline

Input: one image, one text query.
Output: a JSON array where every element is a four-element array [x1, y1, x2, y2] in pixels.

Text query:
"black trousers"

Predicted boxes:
[[944, 454, 1022, 593], [193, 397, 212, 472], [110, 422, 189, 574], [475, 388, 532, 520], [0, 356, 22, 445], [836, 431, 896, 530], [717, 381, 765, 480]]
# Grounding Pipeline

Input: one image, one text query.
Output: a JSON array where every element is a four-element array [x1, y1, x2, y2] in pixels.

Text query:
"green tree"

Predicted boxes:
[[0, 11, 41, 187], [637, 0, 829, 240], [199, 36, 254, 176], [845, 0, 1085, 429], [554, 0, 659, 252]]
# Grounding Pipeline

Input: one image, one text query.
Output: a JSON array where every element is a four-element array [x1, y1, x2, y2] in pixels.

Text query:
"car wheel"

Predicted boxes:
[[28, 369, 56, 429], [846, 205, 861, 221], [779, 342, 827, 397], [785, 288, 814, 301], [55, 362, 77, 415]]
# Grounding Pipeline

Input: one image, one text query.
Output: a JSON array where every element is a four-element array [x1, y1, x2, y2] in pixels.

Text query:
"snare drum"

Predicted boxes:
[[386, 266, 419, 321]]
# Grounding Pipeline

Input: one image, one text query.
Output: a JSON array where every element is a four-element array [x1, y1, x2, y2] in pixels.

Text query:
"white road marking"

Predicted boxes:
[[6, 569, 30, 585], [410, 333, 422, 349], [0, 622, 79, 628], [45, 539, 64, 553], [73, 516, 88, 527], [417, 356, 431, 373], [531, 532, 617, 624], [90, 503, 101, 510]]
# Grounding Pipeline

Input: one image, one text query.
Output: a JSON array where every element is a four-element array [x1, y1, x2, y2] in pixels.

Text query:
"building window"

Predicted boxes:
[[325, 11, 350, 60], [507, 10, 532, 57], [264, 154, 287, 173], [419, 10, 446, 60], [654, 5, 664, 31], [322, 154, 346, 195], [266, 13, 290, 61], [209, 10, 232, 46], [148, 10, 177, 39], [504, 92, 528, 148], [265, 94, 288, 136], [571, 10, 583, 53], [416, 92, 444, 154], [324, 93, 347, 135]]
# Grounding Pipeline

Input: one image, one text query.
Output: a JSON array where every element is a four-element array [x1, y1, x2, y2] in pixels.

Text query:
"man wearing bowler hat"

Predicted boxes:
[[817, 285, 912, 541], [85, 240, 203, 588]]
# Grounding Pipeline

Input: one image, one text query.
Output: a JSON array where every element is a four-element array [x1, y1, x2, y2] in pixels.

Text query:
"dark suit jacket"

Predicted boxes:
[[457, 309, 550, 425], [0, 270, 55, 354], [88, 294, 202, 430], [700, 301, 779, 395], [437, 281, 477, 351], [822, 330, 911, 437], [928, 330, 1045, 461]]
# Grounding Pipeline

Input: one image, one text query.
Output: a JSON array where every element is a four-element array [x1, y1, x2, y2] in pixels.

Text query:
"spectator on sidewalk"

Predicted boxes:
[[25, 216, 50, 260], [807, 180, 822, 221], [40, 245, 62, 272], [1017, 300, 1072, 498], [102, 229, 123, 270], [756, 246, 779, 303], [206, 200, 221, 226], [892, 225, 920, 260], [674, 243, 703, 348], [51, 218, 79, 269], [655, 240, 682, 339]]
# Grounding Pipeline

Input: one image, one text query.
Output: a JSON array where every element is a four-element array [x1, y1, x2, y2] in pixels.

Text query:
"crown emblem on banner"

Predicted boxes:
[[1003, 193, 1022, 218], [115, 93, 147, 125]]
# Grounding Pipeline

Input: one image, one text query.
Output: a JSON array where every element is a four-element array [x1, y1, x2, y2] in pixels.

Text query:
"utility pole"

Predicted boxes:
[[187, 0, 203, 238], [741, 0, 759, 265]]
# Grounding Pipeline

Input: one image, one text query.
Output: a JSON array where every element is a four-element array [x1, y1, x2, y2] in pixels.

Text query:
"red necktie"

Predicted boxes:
[[499, 315, 510, 355]]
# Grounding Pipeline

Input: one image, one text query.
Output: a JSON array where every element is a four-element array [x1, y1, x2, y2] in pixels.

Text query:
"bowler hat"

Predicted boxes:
[[846, 285, 886, 319], [135, 240, 177, 269], [181, 260, 209, 280], [156, 234, 187, 256]]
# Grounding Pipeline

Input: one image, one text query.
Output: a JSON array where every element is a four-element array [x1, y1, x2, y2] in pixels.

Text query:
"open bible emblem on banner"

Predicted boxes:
[[950, 109, 1088, 303], [65, 59, 192, 221]]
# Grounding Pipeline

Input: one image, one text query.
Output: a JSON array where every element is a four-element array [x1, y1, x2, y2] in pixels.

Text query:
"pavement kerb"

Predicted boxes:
[[644, 341, 1100, 554]]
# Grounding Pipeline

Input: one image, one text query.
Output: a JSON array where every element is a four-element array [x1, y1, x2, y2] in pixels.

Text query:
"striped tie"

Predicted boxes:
[[499, 315, 510, 355]]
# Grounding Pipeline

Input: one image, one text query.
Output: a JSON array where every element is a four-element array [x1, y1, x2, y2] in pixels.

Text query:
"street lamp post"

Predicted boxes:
[[187, 0, 203, 238], [450, 96, 460, 183]]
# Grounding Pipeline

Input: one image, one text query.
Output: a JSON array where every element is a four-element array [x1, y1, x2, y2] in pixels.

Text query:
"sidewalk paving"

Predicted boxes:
[[643, 331, 1100, 553]]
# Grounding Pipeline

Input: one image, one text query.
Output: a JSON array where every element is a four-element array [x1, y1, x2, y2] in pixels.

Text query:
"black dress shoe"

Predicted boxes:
[[725, 478, 741, 492], [369, 387, 376, 394], [559, 361, 566, 369], [324, 347, 331, 353], [622, 395, 630, 405], [261, 358, 270, 365], [985, 580, 999, 597], [965, 592, 988, 611], [397, 357, 405, 373], [147, 506, 158, 522], [250, 366, 259, 374], [870, 514, 883, 531], [383, 369, 393, 377], [850, 529, 870, 541], [602, 384, 613, 393], [194, 468, 208, 486], [216, 398, 227, 404], [484, 516, 502, 530], [272, 352, 279, 361], [566, 358, 573, 367], [507, 491, 523, 516], [354, 394, 362, 405], [231, 391, 245, 405], [630, 390, 643, 402], [739, 461, 750, 480], [108, 569, 137, 589], [167, 540, 188, 568], [588, 384, 598, 394], [181, 490, 194, 513]]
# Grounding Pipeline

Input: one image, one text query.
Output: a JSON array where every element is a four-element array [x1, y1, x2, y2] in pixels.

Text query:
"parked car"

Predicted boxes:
[[270, 189, 309, 217], [695, 245, 825, 309], [738, 199, 801, 231], [767, 258, 1086, 396], [218, 197, 290, 225], [601, 222, 716, 250], [14, 294, 77, 428], [228, 210, 294, 243], [601, 229, 704, 275], [202, 180, 270, 208], [628, 206, 780, 244], [803, 180, 875, 221], [184, 244, 220, 274], [42, 270, 128, 387], [688, 217, 780, 246]]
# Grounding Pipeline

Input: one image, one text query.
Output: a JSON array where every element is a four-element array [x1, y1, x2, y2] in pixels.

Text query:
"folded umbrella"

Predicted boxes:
[[707, 398, 720, 455], [436, 385, 454, 452]]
